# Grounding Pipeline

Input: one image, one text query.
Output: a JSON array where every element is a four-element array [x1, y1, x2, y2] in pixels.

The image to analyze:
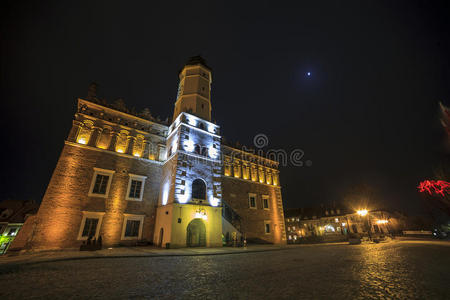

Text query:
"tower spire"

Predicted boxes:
[[173, 56, 212, 122]]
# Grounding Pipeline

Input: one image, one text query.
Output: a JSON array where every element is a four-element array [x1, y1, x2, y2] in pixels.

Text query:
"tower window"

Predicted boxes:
[[194, 144, 201, 154], [192, 179, 206, 200], [199, 123, 205, 130]]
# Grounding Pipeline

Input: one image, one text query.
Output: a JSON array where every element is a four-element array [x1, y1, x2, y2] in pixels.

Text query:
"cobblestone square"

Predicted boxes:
[[1, 241, 450, 299]]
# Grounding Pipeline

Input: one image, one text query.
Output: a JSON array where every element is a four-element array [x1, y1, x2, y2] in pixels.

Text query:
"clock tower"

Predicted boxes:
[[173, 56, 212, 122], [154, 56, 223, 248]]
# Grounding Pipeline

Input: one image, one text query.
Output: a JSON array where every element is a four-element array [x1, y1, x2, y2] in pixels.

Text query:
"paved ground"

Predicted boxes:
[[1, 240, 449, 299]]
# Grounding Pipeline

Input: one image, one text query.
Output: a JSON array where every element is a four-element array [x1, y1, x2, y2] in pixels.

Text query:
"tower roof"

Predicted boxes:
[[181, 55, 212, 72]]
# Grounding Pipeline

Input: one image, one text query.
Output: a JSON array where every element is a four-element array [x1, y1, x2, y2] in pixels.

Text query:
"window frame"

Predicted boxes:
[[262, 195, 270, 210], [121, 214, 145, 240], [77, 211, 105, 240], [264, 220, 271, 234], [88, 168, 115, 198], [248, 193, 257, 209], [125, 174, 147, 201]]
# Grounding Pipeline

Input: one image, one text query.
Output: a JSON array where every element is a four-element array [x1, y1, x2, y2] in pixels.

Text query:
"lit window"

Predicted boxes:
[[89, 168, 115, 198], [248, 193, 257, 209], [7, 228, 18, 236]]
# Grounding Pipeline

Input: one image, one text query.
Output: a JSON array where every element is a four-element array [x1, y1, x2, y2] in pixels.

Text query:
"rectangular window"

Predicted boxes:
[[121, 214, 144, 240], [93, 174, 109, 194], [82, 218, 99, 237], [262, 196, 269, 210], [248, 194, 257, 209], [265, 223, 271, 234], [89, 168, 115, 198], [128, 180, 142, 198], [125, 220, 141, 237], [126, 174, 147, 201], [77, 211, 105, 240]]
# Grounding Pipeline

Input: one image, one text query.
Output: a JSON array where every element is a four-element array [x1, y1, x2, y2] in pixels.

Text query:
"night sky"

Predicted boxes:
[[2, 1, 449, 214]]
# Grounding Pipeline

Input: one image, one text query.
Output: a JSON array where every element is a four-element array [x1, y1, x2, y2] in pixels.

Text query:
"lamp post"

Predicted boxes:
[[356, 209, 372, 240]]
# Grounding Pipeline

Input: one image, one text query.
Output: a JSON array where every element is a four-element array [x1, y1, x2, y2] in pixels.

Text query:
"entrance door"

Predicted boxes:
[[186, 219, 206, 247], [158, 228, 164, 247]]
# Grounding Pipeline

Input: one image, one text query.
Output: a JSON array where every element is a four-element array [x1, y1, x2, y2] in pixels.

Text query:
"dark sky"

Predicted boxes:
[[2, 1, 449, 214]]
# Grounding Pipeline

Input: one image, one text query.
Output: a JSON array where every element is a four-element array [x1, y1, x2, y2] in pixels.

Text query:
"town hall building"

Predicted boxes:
[[11, 56, 286, 250]]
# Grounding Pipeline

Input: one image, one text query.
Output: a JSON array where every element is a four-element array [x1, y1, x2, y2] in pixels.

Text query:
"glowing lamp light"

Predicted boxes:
[[209, 146, 218, 159], [195, 209, 207, 220], [307, 72, 311, 76], [184, 140, 195, 152], [341, 223, 346, 227], [356, 209, 368, 216], [209, 197, 220, 207], [133, 153, 140, 157], [376, 220, 388, 224], [188, 118, 197, 126], [161, 182, 169, 205], [208, 124, 215, 133], [77, 138, 87, 144], [117, 149, 124, 153]]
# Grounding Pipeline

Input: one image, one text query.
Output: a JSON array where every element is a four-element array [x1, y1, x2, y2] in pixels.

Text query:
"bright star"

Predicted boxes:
[[307, 72, 311, 76]]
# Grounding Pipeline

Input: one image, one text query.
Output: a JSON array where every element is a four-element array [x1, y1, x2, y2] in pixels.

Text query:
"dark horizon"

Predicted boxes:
[[2, 1, 449, 215]]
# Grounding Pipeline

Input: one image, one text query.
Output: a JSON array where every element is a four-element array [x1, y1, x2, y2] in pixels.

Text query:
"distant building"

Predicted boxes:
[[11, 56, 286, 251], [0, 200, 38, 254], [284, 205, 404, 243]]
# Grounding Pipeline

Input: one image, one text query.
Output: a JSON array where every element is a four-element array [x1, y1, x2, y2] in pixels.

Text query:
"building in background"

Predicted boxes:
[[10, 56, 286, 252], [0, 200, 39, 254], [284, 205, 405, 243]]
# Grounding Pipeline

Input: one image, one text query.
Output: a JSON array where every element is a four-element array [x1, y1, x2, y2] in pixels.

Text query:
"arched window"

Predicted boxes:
[[194, 144, 201, 154], [199, 123, 205, 130], [201, 147, 208, 157], [192, 179, 206, 200]]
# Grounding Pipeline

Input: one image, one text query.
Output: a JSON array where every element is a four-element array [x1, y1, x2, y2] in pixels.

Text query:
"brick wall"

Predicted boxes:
[[221, 177, 286, 244], [22, 143, 162, 250]]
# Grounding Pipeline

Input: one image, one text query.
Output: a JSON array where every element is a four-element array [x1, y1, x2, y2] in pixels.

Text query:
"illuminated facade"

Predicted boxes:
[[11, 56, 286, 251], [285, 207, 404, 243]]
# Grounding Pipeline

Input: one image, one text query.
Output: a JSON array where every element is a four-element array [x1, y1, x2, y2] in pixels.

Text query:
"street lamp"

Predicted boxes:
[[356, 209, 368, 216], [356, 209, 371, 240]]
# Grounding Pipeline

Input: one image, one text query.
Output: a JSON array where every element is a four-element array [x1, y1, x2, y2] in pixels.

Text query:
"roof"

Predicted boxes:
[[181, 55, 212, 72]]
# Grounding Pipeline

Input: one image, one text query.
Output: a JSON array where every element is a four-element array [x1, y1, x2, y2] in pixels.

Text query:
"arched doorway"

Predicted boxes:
[[158, 228, 164, 247], [186, 219, 206, 247]]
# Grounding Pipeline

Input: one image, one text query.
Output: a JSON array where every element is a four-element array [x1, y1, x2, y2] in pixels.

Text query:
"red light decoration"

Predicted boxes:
[[418, 180, 450, 197]]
